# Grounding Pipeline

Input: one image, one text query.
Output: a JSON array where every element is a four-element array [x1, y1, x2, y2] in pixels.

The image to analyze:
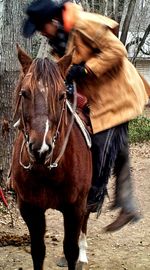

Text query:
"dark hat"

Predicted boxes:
[[23, 0, 68, 38]]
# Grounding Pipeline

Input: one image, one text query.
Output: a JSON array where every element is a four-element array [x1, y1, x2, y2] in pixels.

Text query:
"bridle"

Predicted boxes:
[[46, 83, 77, 170], [14, 82, 77, 171]]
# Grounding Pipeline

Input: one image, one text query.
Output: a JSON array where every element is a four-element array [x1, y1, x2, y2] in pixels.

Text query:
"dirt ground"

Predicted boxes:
[[0, 142, 150, 270]]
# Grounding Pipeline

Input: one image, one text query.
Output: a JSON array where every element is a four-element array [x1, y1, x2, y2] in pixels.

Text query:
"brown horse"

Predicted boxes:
[[11, 45, 92, 270]]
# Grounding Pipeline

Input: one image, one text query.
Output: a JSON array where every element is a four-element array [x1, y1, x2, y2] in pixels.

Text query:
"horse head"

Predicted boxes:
[[15, 44, 72, 164]]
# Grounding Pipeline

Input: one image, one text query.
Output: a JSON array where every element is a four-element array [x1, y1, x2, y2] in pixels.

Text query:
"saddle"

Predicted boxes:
[[67, 92, 92, 148]]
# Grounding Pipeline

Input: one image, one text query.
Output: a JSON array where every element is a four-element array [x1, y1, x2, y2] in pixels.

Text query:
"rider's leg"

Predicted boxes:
[[87, 127, 116, 215], [87, 123, 140, 231], [105, 124, 141, 232], [112, 140, 136, 211]]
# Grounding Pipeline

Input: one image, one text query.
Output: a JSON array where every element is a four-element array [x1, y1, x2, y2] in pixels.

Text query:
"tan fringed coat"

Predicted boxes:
[[66, 4, 149, 134]]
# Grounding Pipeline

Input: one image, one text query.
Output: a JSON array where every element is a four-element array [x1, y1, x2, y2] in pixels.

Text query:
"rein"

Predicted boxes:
[[19, 93, 34, 170], [17, 82, 77, 171], [19, 139, 33, 170], [13, 90, 33, 169], [47, 82, 77, 170]]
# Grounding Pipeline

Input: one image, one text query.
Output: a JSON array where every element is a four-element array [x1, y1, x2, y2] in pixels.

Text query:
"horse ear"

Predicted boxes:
[[16, 43, 33, 75], [57, 51, 73, 78]]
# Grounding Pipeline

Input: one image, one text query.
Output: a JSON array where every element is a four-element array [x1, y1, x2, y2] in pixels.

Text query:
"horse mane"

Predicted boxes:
[[14, 58, 65, 119]]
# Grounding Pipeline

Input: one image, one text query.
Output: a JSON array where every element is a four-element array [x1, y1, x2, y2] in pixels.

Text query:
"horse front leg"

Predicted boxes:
[[19, 201, 46, 270], [78, 211, 90, 267], [63, 204, 85, 270]]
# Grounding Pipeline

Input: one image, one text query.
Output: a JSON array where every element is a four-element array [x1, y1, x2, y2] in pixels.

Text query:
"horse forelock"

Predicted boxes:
[[14, 58, 65, 124], [22, 58, 65, 117]]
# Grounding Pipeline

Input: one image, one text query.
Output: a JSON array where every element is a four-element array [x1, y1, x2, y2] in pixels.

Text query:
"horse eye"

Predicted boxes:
[[21, 89, 31, 99]]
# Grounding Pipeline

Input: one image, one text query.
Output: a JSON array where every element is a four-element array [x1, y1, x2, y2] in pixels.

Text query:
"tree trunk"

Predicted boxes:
[[107, 0, 114, 18], [114, 0, 125, 24], [0, 0, 32, 179], [120, 0, 137, 45], [37, 37, 50, 58]]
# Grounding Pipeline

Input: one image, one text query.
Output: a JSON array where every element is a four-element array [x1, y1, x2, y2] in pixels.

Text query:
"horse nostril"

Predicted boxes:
[[29, 142, 33, 152], [48, 144, 52, 153]]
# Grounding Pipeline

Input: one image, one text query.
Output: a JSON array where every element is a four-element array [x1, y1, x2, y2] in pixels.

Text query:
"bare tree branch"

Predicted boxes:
[[131, 23, 150, 63], [140, 47, 150, 55], [126, 37, 142, 51]]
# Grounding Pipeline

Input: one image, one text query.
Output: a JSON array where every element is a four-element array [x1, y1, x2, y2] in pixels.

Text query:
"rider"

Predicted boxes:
[[22, 0, 149, 231]]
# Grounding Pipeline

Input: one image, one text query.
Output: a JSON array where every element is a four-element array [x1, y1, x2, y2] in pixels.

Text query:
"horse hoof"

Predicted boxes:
[[76, 262, 89, 270], [56, 256, 68, 267]]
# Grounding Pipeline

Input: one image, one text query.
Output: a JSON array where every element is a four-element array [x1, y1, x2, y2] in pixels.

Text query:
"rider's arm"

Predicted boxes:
[[85, 29, 127, 78]]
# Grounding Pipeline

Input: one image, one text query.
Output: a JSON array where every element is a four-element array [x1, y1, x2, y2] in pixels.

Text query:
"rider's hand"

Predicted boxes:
[[66, 64, 88, 83]]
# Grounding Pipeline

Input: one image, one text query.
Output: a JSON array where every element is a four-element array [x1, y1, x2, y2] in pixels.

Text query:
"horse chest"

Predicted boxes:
[[15, 167, 78, 209]]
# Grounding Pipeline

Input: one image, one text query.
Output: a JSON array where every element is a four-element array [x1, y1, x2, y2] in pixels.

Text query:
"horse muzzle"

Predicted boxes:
[[28, 140, 53, 164]]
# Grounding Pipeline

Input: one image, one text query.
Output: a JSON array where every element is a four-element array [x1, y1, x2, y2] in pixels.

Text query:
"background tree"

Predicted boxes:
[[120, 0, 137, 44], [0, 0, 32, 180]]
